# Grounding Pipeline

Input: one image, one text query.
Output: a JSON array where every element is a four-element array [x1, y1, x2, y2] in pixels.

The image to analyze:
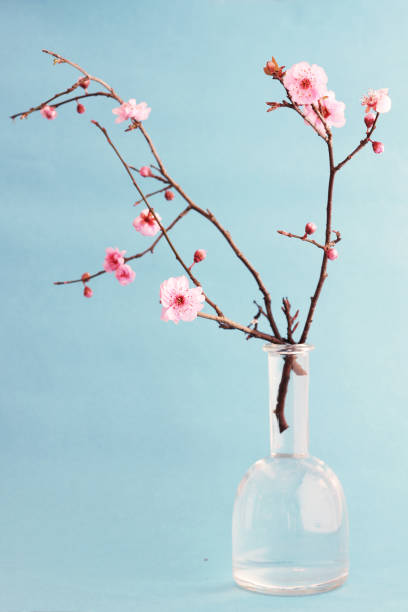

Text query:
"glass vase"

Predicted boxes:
[[232, 344, 349, 595]]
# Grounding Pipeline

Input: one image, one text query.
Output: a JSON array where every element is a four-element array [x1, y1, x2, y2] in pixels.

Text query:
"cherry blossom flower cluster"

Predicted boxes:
[[279, 62, 391, 153], [283, 62, 345, 136], [360, 88, 391, 154], [103, 247, 136, 287]]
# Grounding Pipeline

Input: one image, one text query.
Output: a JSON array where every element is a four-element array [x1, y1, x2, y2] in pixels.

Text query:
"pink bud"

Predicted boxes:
[[305, 222, 317, 235], [140, 166, 152, 177], [364, 112, 376, 128], [40, 105, 57, 120], [326, 248, 338, 261], [164, 190, 175, 201], [81, 272, 91, 283], [372, 141, 384, 154], [83, 285, 93, 298], [77, 103, 86, 114], [193, 249, 207, 264], [79, 77, 90, 90]]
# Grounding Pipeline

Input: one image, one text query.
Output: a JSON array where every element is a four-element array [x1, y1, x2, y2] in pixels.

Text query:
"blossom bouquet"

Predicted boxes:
[[11, 50, 390, 595]]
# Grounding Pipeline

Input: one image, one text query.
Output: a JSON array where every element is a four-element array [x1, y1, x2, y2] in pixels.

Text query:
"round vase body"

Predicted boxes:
[[232, 345, 349, 595], [232, 454, 348, 595]]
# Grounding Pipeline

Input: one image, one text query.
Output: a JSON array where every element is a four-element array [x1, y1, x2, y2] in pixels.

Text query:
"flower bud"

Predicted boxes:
[[372, 141, 384, 154], [326, 248, 338, 261], [264, 61, 276, 76], [139, 166, 152, 177], [164, 190, 175, 201], [305, 222, 317, 235], [81, 272, 91, 283], [364, 112, 375, 128], [193, 249, 207, 264], [79, 77, 90, 90], [40, 105, 57, 120], [77, 103, 86, 114], [83, 285, 93, 298]]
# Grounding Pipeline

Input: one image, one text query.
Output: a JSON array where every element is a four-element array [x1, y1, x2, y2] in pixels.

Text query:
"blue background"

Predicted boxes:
[[2, 0, 407, 610]]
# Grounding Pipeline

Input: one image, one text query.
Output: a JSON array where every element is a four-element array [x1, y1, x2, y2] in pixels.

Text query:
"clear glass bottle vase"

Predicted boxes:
[[232, 344, 349, 595]]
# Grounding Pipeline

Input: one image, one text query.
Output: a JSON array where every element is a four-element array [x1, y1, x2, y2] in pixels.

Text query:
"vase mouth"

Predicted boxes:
[[263, 343, 315, 355]]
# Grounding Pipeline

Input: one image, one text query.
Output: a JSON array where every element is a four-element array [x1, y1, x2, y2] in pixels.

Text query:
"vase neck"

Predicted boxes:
[[264, 345, 312, 457]]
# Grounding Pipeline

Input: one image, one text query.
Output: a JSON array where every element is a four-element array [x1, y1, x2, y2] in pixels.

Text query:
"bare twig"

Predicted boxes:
[[277, 230, 325, 250], [133, 186, 170, 206], [281, 298, 299, 344], [197, 312, 282, 344]]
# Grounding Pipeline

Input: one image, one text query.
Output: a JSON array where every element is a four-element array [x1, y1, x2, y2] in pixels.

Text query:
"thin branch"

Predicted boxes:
[[277, 230, 325, 250], [197, 312, 282, 344], [10, 80, 86, 120], [133, 186, 169, 206], [299, 139, 336, 343], [42, 49, 123, 103], [54, 205, 192, 285], [335, 113, 379, 171]]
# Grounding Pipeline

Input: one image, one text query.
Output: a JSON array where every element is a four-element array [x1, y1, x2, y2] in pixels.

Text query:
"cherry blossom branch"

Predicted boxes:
[[10, 81, 88, 120], [137, 123, 282, 339], [41, 49, 122, 102], [13, 49, 282, 339], [53, 205, 192, 285], [277, 229, 341, 250], [90, 120, 225, 318]]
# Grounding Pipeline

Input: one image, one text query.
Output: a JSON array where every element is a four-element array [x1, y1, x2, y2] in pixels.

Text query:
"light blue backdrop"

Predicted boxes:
[[2, 0, 407, 610]]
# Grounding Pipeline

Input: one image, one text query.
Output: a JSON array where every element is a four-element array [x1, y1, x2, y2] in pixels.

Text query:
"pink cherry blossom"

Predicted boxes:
[[83, 285, 93, 298], [283, 62, 328, 105], [303, 91, 345, 136], [131, 101, 151, 122], [133, 209, 162, 237], [77, 103, 86, 114], [112, 99, 151, 123], [361, 89, 391, 114], [40, 105, 57, 120], [139, 166, 152, 177], [104, 247, 126, 272], [115, 264, 136, 286], [160, 275, 205, 324]]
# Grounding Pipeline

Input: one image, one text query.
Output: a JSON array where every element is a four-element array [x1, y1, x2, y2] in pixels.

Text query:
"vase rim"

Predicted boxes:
[[263, 343, 315, 355]]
